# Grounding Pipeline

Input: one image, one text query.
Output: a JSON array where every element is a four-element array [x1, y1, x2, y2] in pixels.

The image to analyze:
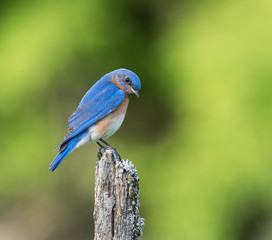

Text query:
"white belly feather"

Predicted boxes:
[[89, 113, 125, 141]]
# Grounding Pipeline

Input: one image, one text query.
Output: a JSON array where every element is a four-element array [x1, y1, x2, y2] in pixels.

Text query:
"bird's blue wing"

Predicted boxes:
[[58, 79, 125, 147]]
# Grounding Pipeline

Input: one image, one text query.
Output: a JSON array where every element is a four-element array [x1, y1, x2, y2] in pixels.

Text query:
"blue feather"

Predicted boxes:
[[56, 78, 125, 148], [49, 130, 88, 172]]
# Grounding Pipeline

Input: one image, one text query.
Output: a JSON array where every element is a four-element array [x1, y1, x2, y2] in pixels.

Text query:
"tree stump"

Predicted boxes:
[[93, 147, 144, 240]]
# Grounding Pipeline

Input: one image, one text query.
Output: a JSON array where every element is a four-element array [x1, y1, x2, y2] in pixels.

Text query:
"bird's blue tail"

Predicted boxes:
[[49, 140, 77, 172], [49, 131, 88, 172]]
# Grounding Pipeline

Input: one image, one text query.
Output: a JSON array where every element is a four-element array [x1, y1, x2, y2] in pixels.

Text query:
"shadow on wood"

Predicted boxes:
[[93, 147, 144, 240]]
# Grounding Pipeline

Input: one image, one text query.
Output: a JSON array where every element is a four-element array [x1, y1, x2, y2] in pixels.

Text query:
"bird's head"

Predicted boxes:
[[109, 69, 141, 97]]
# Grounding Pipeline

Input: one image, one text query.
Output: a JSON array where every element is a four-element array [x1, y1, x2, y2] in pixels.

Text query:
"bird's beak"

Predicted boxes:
[[129, 86, 139, 98]]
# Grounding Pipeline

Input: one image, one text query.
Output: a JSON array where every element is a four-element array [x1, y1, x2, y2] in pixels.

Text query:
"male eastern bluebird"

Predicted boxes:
[[49, 68, 141, 172]]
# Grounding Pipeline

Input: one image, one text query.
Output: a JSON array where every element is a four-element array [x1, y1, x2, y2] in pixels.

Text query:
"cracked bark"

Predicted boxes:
[[93, 147, 144, 240]]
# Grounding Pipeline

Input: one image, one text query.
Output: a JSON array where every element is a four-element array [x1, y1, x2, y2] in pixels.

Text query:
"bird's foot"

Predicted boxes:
[[99, 139, 116, 150], [96, 141, 106, 154], [98, 139, 120, 160]]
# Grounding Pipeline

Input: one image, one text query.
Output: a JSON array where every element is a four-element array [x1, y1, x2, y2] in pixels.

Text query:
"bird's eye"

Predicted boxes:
[[124, 77, 131, 85]]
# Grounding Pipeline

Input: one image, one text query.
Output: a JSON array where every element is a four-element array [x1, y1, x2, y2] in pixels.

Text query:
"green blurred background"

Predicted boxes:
[[1, 0, 272, 239]]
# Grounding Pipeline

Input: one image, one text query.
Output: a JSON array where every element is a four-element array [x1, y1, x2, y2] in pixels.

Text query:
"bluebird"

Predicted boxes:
[[49, 68, 141, 172]]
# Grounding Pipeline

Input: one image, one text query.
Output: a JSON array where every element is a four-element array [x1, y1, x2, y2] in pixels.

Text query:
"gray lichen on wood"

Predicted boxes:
[[93, 147, 144, 240]]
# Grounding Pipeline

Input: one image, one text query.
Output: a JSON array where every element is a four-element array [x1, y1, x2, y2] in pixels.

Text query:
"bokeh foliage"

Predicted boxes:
[[1, 0, 272, 239]]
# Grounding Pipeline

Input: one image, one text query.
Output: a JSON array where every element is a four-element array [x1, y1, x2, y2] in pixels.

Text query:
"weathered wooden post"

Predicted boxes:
[[93, 147, 144, 240]]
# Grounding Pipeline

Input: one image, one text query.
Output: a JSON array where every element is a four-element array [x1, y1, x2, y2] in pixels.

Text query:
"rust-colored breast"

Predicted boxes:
[[95, 96, 129, 138]]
